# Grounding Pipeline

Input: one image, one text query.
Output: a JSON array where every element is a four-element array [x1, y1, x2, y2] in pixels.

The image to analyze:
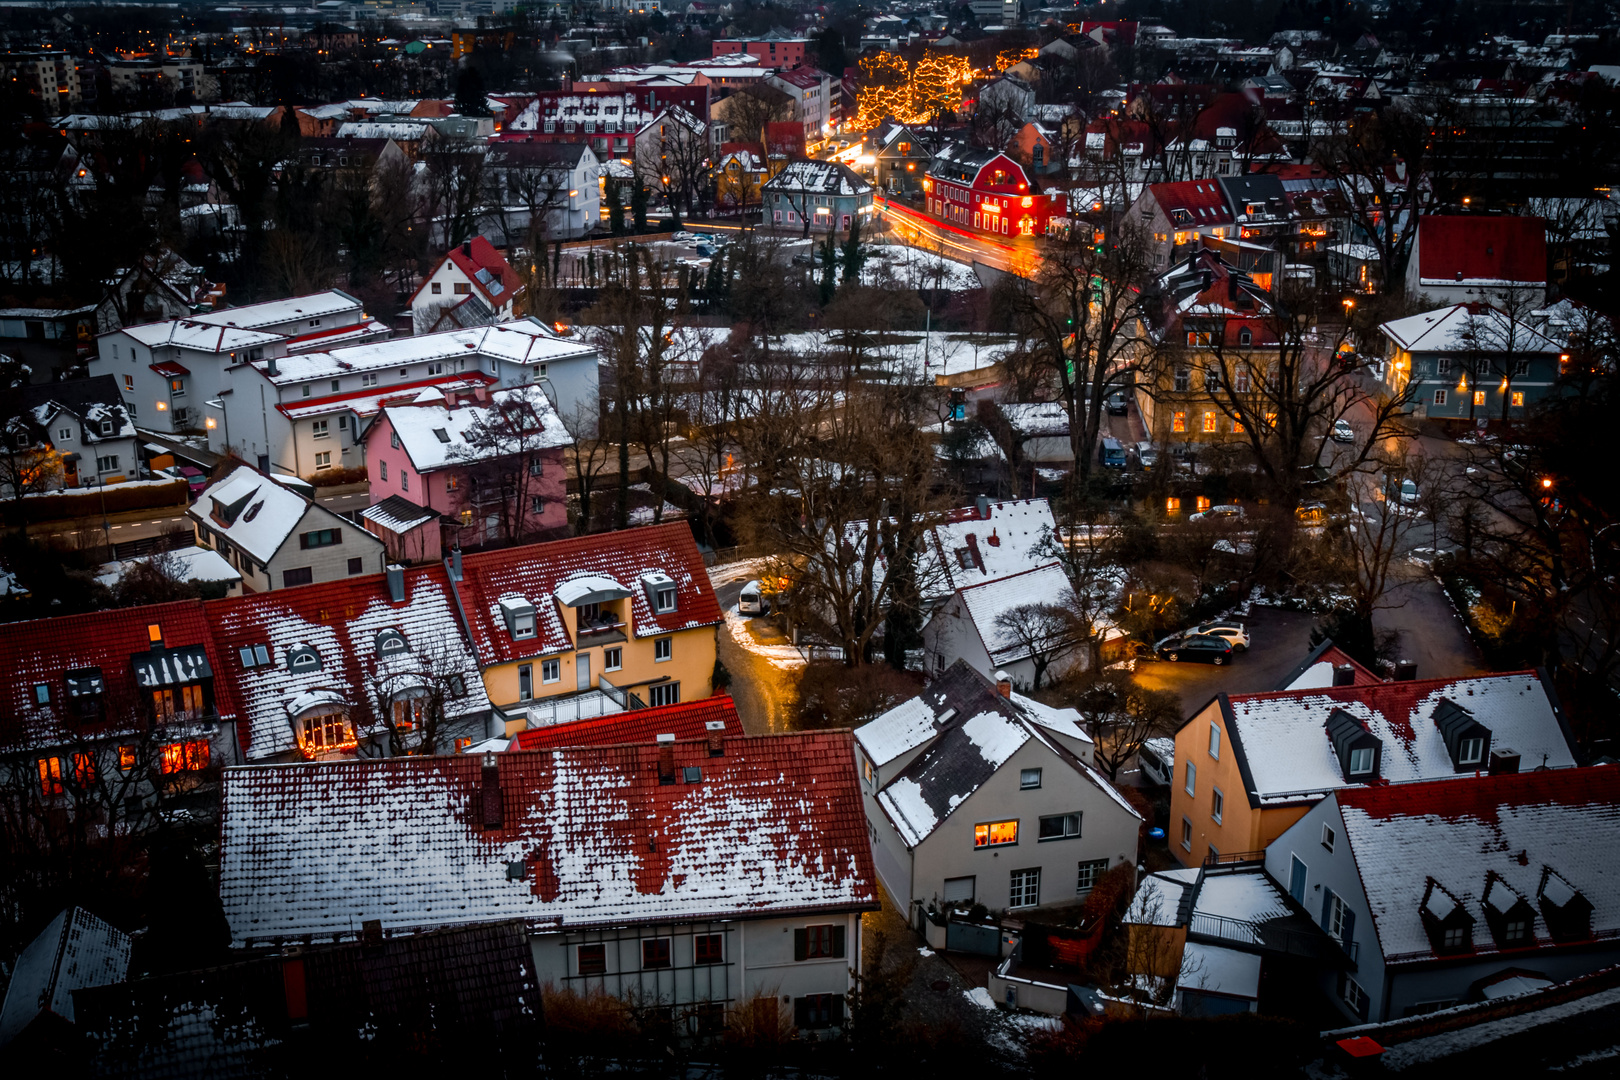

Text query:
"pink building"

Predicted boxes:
[[712, 35, 808, 67], [361, 385, 571, 562]]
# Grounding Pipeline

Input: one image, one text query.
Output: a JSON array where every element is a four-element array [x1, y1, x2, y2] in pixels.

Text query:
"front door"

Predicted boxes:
[[576, 651, 591, 691], [1289, 855, 1308, 903]]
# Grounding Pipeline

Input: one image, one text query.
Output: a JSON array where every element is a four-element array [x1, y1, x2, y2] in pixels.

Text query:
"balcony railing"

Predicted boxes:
[[1189, 911, 1357, 965]]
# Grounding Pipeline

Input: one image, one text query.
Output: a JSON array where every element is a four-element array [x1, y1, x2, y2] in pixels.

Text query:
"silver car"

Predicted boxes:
[[1186, 620, 1250, 652]]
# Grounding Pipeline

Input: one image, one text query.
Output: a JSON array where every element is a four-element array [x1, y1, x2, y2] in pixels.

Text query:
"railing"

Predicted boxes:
[[1202, 849, 1267, 868], [1188, 911, 1358, 965]]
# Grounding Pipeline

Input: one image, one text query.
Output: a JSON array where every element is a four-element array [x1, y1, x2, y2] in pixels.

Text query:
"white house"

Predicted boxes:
[[7, 375, 140, 491], [188, 465, 385, 592], [216, 729, 879, 1033], [483, 141, 601, 244], [855, 662, 1141, 921], [410, 238, 525, 335], [922, 561, 1085, 687]]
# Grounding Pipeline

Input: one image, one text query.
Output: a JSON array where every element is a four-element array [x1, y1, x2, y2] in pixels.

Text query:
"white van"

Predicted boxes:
[[738, 580, 765, 615]]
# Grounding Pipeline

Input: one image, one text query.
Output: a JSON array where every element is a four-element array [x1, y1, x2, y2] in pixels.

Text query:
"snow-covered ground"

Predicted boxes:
[[863, 244, 982, 291], [769, 330, 1018, 383]]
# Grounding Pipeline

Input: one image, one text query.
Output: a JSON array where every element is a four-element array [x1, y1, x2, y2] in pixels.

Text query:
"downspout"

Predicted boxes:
[[442, 552, 486, 732]]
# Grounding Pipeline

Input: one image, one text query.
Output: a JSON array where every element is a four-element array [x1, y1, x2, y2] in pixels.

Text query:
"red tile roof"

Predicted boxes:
[[511, 695, 741, 750], [1149, 179, 1235, 225], [456, 522, 723, 665], [219, 730, 879, 944], [1416, 215, 1547, 285], [447, 236, 520, 308], [0, 600, 238, 752], [1337, 761, 1619, 822]]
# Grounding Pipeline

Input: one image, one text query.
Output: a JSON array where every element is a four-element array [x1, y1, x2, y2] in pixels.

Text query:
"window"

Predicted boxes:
[[300, 528, 342, 549], [798, 924, 843, 959], [1436, 356, 1451, 375], [541, 658, 561, 683], [1473, 390, 1487, 407], [526, 457, 544, 478], [1173, 411, 1187, 433], [1342, 976, 1368, 1015], [648, 682, 680, 707], [1238, 329, 1252, 346], [332, 380, 341, 393], [171, 377, 186, 396], [1009, 868, 1041, 908], [454, 282, 472, 295], [314, 451, 332, 471], [1433, 389, 1448, 406], [1503, 918, 1529, 944], [283, 567, 314, 588], [1348, 747, 1375, 776], [302, 386, 311, 398], [1174, 367, 1191, 392], [379, 460, 388, 481], [97, 455, 119, 472], [973, 820, 1019, 848], [38, 756, 63, 797], [348, 557, 363, 575], [1203, 367, 1221, 392], [402, 471, 409, 492], [641, 938, 672, 969], [1441, 924, 1467, 949], [1184, 761, 1196, 795], [1459, 736, 1485, 765], [794, 994, 843, 1028], [1512, 391, 1525, 408], [431, 282, 442, 294], [528, 495, 543, 514], [238, 644, 271, 668], [1076, 859, 1110, 893], [695, 934, 723, 964], [654, 637, 672, 662], [363, 373, 378, 387], [118, 745, 137, 771], [1327, 891, 1351, 942], [1202, 411, 1217, 433], [604, 647, 622, 671], [655, 587, 677, 613], [518, 664, 533, 700], [1322, 823, 1336, 852], [1020, 768, 1042, 789], [1211, 787, 1224, 823], [161, 739, 210, 773], [1181, 817, 1192, 850], [58, 427, 72, 442], [1209, 724, 1221, 759], [152, 684, 204, 720], [1038, 813, 1082, 840], [32, 683, 49, 705], [1234, 368, 1251, 393], [312, 420, 329, 439], [124, 375, 134, 391]]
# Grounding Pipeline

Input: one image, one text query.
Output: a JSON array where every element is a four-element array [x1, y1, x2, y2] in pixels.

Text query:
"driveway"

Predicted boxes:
[[1375, 570, 1486, 680], [708, 561, 801, 734], [1131, 607, 1323, 715]]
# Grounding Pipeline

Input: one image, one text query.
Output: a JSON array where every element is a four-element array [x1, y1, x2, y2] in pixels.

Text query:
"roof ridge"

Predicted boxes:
[[1229, 669, 1542, 702]]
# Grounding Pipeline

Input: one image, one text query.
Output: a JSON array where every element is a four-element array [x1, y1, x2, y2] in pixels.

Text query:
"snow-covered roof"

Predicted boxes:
[[864, 662, 1128, 848], [255, 320, 593, 386], [187, 466, 328, 563], [1335, 765, 1620, 962], [956, 562, 1079, 666], [762, 159, 872, 197], [1000, 402, 1070, 438], [380, 384, 570, 473], [1179, 942, 1262, 1001], [1381, 304, 1563, 354], [205, 563, 490, 760], [924, 498, 1061, 600], [115, 319, 281, 353], [188, 290, 361, 332], [97, 547, 240, 590], [336, 120, 429, 140], [218, 730, 879, 945], [360, 495, 439, 534], [0, 907, 130, 1044], [1220, 672, 1578, 805]]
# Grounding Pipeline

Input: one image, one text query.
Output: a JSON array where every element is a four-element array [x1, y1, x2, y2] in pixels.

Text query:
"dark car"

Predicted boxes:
[[1153, 633, 1235, 665], [1106, 392, 1129, 415]]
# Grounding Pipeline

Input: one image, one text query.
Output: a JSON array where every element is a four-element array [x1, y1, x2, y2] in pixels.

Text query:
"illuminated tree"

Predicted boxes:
[[911, 51, 973, 122]]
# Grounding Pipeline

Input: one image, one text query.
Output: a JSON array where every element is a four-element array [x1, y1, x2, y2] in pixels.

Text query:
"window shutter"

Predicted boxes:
[[793, 996, 809, 1026], [830, 995, 846, 1025], [1321, 888, 1333, 930], [1341, 906, 1355, 950], [793, 928, 807, 961], [832, 924, 846, 959], [299, 533, 309, 550], [1356, 985, 1370, 1020]]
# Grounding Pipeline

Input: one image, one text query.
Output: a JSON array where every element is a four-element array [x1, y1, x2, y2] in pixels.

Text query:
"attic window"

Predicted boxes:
[[375, 629, 409, 657], [243, 500, 263, 523], [683, 766, 702, 783], [147, 623, 163, 644], [500, 597, 537, 640], [238, 645, 271, 667], [286, 646, 322, 673], [1348, 748, 1374, 775], [100, 421, 115, 436], [955, 547, 973, 569], [655, 587, 676, 613], [33, 683, 50, 705], [1459, 737, 1484, 765], [433, 428, 451, 443]]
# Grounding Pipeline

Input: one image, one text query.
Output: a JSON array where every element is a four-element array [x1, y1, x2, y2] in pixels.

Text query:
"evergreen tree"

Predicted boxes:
[[818, 231, 837, 305], [453, 66, 491, 117], [841, 213, 865, 285], [631, 175, 649, 232], [607, 179, 625, 235]]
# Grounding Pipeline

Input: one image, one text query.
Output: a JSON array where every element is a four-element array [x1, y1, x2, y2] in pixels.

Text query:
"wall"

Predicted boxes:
[[482, 623, 717, 715], [921, 593, 994, 679], [910, 737, 1139, 913], [196, 503, 385, 593], [1171, 698, 1264, 864]]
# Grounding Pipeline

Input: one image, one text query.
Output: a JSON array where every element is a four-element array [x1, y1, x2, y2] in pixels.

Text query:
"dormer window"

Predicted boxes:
[[1420, 878, 1475, 955], [500, 597, 537, 640], [1538, 867, 1593, 942], [286, 646, 322, 673], [1348, 748, 1375, 775], [1326, 708, 1381, 782], [1482, 873, 1536, 949], [238, 645, 271, 667], [1434, 698, 1491, 772], [1459, 737, 1484, 765], [375, 629, 409, 657], [100, 421, 115, 436], [655, 587, 676, 613]]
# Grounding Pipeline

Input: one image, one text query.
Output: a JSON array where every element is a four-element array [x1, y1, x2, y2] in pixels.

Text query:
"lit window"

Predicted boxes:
[[38, 756, 64, 796], [161, 739, 211, 773], [1203, 411, 1217, 433], [1038, 812, 1081, 840], [1473, 391, 1486, 407], [151, 684, 204, 720], [1196, 496, 1211, 512], [148, 623, 163, 644], [1172, 411, 1186, 433], [1511, 391, 1525, 408], [973, 820, 1019, 847], [297, 715, 351, 755], [1166, 497, 1181, 514], [118, 745, 137, 771]]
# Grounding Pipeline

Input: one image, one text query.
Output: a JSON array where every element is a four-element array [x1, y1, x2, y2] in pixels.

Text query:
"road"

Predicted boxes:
[[709, 561, 801, 735], [874, 196, 1042, 277]]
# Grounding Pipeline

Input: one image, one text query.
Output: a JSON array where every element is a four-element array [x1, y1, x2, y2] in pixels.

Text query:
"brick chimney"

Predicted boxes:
[[480, 752, 503, 830], [656, 733, 677, 784], [1332, 664, 1355, 686], [995, 671, 1012, 698], [705, 720, 726, 757]]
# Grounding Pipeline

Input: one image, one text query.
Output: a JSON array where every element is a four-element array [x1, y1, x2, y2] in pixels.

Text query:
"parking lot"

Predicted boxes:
[[1130, 607, 1323, 714]]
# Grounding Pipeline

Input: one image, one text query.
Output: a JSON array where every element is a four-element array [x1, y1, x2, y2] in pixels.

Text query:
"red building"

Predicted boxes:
[[923, 145, 1066, 238], [712, 34, 808, 67]]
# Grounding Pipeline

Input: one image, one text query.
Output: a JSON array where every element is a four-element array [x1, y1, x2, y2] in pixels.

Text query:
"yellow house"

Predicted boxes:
[[716, 147, 783, 215], [1167, 647, 1579, 867], [454, 523, 723, 734]]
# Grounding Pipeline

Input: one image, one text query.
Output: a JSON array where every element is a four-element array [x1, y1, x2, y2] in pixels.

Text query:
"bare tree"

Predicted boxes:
[[360, 637, 469, 757], [452, 385, 569, 546], [1073, 669, 1181, 782], [420, 139, 489, 249], [993, 603, 1077, 689]]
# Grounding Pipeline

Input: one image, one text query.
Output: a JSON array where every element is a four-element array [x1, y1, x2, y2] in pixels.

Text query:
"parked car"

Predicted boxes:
[[1295, 501, 1328, 525], [1153, 633, 1234, 665], [1331, 418, 1355, 444], [1134, 442, 1158, 470], [1189, 504, 1245, 523], [1098, 437, 1127, 469], [671, 231, 696, 242], [1184, 620, 1250, 652], [1139, 738, 1175, 786], [1106, 392, 1129, 415], [1384, 476, 1420, 505], [738, 580, 766, 615]]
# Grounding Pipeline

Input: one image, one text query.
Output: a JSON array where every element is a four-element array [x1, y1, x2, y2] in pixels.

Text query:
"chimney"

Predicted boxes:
[[1332, 664, 1356, 687], [995, 671, 1012, 698], [1394, 660, 1418, 682], [987, 528, 1000, 547], [656, 733, 677, 784], [266, 355, 278, 377], [462, 239, 473, 258], [450, 547, 463, 582], [481, 752, 503, 829], [386, 564, 406, 603], [1489, 748, 1521, 775], [705, 720, 726, 757], [975, 494, 991, 519]]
